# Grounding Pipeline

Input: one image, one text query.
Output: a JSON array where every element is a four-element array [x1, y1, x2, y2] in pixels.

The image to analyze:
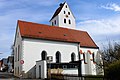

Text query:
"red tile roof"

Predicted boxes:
[[18, 20, 99, 49]]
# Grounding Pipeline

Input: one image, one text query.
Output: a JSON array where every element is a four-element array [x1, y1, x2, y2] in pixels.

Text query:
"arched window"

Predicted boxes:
[[68, 12, 70, 15], [54, 20, 56, 25], [52, 22, 54, 26], [83, 53, 87, 64], [92, 52, 95, 63], [64, 11, 65, 14], [66, 5, 67, 8], [71, 53, 76, 62], [69, 19, 71, 24], [56, 51, 61, 63], [64, 19, 66, 23], [41, 51, 47, 60]]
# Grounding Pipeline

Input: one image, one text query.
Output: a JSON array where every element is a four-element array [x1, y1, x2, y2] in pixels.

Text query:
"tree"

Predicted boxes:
[[101, 42, 120, 67], [100, 42, 120, 79], [106, 60, 120, 80]]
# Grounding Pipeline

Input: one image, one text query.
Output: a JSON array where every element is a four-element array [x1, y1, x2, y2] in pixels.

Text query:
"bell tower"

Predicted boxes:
[[50, 2, 76, 29]]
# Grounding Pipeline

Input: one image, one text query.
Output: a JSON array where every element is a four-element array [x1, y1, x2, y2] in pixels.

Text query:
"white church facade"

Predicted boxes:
[[13, 2, 103, 79]]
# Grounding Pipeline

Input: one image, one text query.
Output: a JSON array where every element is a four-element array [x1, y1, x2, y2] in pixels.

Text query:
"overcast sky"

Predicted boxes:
[[0, 0, 120, 59]]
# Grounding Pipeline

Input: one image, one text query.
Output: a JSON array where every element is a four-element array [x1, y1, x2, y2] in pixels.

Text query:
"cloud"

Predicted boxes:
[[101, 3, 120, 12], [77, 18, 120, 36], [0, 33, 13, 59], [77, 17, 120, 49], [0, 0, 57, 8], [0, 0, 58, 59]]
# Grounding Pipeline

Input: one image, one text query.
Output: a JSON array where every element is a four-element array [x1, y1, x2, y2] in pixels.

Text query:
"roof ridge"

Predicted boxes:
[[18, 20, 48, 26]]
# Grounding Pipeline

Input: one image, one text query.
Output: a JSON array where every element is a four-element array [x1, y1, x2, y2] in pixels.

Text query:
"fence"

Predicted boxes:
[[50, 74, 104, 80]]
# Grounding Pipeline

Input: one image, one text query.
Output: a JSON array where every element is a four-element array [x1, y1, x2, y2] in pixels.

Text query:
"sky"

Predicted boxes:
[[0, 0, 120, 59]]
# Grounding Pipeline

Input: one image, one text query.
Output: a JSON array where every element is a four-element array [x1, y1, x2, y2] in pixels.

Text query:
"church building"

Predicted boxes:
[[13, 2, 103, 79]]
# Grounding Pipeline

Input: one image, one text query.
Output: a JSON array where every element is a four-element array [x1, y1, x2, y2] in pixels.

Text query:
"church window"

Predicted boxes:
[[56, 51, 61, 63], [54, 20, 56, 25], [64, 19, 66, 23], [17, 32, 19, 38], [18, 45, 20, 61], [66, 5, 67, 8], [68, 12, 70, 15], [83, 53, 87, 64], [52, 22, 54, 26], [69, 19, 71, 24], [64, 11, 65, 14], [71, 53, 76, 62], [15, 47, 17, 62], [41, 51, 47, 60], [92, 52, 95, 63]]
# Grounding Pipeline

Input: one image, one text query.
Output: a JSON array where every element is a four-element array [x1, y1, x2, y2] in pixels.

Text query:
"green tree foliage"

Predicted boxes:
[[101, 42, 120, 80], [105, 60, 120, 80]]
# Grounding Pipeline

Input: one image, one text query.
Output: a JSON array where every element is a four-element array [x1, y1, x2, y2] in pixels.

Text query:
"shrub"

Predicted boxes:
[[105, 60, 120, 80]]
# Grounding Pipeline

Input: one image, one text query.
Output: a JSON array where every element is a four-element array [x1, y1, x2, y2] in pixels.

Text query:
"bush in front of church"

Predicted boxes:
[[105, 60, 120, 80]]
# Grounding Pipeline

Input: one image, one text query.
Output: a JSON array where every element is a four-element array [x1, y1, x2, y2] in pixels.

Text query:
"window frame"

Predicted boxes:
[[52, 22, 54, 26], [66, 5, 67, 8], [64, 18, 66, 23], [18, 45, 20, 61], [83, 53, 87, 64], [68, 12, 70, 15], [64, 11, 65, 14], [71, 52, 76, 62], [69, 19, 71, 24], [54, 20, 56, 25], [56, 51, 61, 63], [41, 51, 47, 60]]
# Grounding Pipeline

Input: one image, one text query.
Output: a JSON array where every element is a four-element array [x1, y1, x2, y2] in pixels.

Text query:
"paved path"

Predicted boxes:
[[0, 72, 46, 80], [0, 72, 47, 80], [0, 72, 14, 78]]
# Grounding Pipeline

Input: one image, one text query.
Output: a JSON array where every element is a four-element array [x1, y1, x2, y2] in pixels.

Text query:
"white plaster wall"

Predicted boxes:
[[14, 26, 23, 77], [22, 38, 79, 73], [96, 51, 104, 75], [58, 3, 76, 29], [50, 3, 76, 29], [62, 69, 78, 75], [36, 60, 47, 79], [80, 47, 99, 75], [50, 16, 59, 26]]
